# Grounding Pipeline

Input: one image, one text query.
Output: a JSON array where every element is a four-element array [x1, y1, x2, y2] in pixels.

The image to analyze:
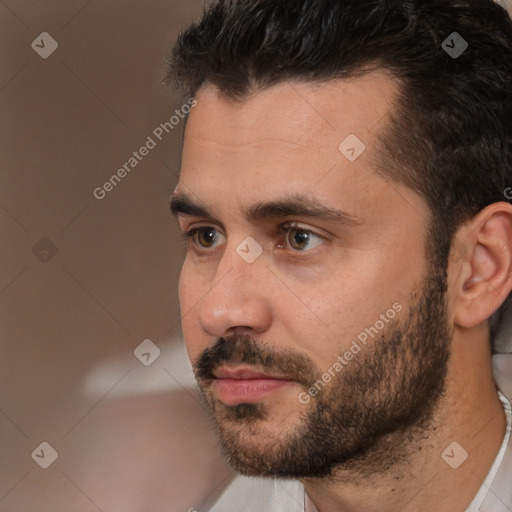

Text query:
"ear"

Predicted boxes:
[[452, 202, 512, 328]]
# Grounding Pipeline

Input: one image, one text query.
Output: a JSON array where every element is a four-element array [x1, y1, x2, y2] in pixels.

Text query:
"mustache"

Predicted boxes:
[[194, 334, 318, 387]]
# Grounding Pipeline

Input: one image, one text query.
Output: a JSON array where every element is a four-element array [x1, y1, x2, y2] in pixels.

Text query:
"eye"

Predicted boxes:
[[277, 223, 325, 252], [181, 223, 325, 253], [181, 226, 223, 250]]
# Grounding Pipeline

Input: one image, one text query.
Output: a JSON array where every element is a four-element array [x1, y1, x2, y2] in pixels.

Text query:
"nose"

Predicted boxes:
[[197, 241, 273, 339]]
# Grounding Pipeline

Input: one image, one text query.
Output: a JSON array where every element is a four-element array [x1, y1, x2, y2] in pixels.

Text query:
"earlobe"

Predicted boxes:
[[453, 204, 512, 329]]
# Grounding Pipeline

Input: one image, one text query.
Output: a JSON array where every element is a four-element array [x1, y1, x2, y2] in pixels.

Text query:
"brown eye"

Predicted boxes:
[[196, 228, 218, 248], [288, 228, 312, 251], [182, 227, 221, 250], [278, 223, 324, 252]]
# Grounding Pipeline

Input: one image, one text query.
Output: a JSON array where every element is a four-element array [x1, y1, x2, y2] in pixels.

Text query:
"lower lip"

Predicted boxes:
[[215, 378, 294, 405]]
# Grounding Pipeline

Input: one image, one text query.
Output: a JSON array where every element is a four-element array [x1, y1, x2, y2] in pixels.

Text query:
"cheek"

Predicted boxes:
[[178, 260, 191, 307], [178, 258, 207, 306], [276, 280, 365, 362], [289, 271, 401, 367], [178, 261, 206, 362]]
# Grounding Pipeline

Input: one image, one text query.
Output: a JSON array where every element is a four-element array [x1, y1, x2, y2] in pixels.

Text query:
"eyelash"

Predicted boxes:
[[180, 222, 325, 254]]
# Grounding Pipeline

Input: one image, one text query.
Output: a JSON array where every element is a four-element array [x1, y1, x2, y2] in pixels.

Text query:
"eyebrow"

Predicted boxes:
[[170, 191, 362, 226]]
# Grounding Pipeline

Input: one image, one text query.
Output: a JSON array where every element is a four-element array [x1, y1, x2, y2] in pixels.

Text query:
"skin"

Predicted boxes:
[[171, 72, 512, 512]]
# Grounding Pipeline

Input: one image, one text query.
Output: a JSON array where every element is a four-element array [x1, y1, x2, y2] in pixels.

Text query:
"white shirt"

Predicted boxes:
[[464, 390, 512, 512], [208, 354, 512, 512]]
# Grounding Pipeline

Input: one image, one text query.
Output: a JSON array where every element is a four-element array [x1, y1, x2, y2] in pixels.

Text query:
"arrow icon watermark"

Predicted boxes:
[[441, 441, 468, 469], [236, 237, 263, 263], [338, 134, 366, 162], [31, 442, 58, 469], [442, 32, 468, 59], [32, 237, 58, 263], [134, 339, 161, 366], [31, 32, 58, 59]]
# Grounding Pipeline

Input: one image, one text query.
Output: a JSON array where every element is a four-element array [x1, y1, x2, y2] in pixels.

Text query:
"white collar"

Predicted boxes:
[[467, 389, 512, 511]]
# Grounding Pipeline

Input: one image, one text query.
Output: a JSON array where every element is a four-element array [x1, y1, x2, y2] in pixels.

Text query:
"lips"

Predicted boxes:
[[212, 366, 295, 405], [214, 367, 291, 380]]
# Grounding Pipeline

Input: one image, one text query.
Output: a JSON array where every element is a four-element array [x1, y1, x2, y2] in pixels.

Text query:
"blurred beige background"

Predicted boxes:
[[0, 1, 235, 511], [2, 1, 512, 511]]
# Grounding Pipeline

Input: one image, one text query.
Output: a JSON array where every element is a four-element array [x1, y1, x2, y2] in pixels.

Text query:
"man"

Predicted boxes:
[[166, 0, 512, 510]]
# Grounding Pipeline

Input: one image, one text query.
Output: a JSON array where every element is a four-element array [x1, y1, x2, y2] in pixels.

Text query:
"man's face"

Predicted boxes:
[[173, 73, 452, 478]]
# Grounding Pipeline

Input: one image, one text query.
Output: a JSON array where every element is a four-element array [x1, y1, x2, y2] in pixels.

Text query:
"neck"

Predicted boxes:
[[301, 331, 506, 512]]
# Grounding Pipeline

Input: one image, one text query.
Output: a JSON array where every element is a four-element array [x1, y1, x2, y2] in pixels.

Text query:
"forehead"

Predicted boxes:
[[184, 70, 399, 151], [175, 71, 422, 229]]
